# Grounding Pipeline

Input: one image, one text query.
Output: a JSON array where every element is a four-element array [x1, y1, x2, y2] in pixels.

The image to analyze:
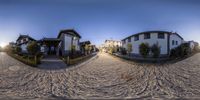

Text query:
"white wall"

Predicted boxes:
[[122, 33, 169, 55], [131, 33, 168, 55], [72, 37, 80, 50], [169, 34, 183, 50], [21, 44, 27, 52], [64, 34, 72, 51], [64, 34, 80, 51]]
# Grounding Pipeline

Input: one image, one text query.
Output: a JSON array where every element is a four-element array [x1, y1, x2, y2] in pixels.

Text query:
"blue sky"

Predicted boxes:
[[0, 0, 200, 47]]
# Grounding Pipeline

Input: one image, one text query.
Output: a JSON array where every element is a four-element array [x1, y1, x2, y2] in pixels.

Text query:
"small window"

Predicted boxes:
[[128, 37, 131, 42], [123, 40, 126, 44], [172, 40, 175, 45], [23, 38, 26, 42], [134, 35, 139, 41], [158, 33, 165, 39], [144, 33, 150, 39], [176, 41, 178, 45]]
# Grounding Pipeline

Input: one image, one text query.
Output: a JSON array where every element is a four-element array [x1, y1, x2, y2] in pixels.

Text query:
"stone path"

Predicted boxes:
[[0, 52, 200, 99]]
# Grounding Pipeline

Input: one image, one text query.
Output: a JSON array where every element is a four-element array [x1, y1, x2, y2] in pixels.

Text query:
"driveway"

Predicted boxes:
[[0, 52, 200, 99], [38, 55, 67, 70]]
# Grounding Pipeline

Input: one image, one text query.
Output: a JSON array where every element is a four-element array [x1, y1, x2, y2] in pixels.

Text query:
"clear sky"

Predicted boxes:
[[0, 0, 200, 47]]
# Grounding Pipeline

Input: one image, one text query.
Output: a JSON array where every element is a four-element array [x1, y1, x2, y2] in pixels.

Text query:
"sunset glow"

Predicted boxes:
[[0, 42, 7, 48]]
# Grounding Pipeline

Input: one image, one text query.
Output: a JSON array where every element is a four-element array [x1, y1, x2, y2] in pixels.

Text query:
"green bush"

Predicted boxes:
[[108, 47, 114, 54], [139, 43, 150, 58], [194, 45, 200, 53], [151, 43, 161, 58], [27, 41, 40, 55], [127, 44, 132, 56], [120, 47, 127, 55], [15, 46, 22, 54], [170, 43, 190, 58]]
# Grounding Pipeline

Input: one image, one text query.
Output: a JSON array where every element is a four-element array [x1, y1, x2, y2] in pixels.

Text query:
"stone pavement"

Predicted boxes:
[[0, 52, 200, 99]]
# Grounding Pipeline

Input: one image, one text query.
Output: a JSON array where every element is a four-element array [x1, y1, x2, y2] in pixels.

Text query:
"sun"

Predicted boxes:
[[0, 42, 7, 48]]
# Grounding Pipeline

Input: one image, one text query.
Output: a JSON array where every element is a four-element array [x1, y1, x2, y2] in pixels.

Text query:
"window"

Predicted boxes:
[[172, 40, 175, 45], [134, 35, 139, 41], [23, 38, 26, 42], [176, 41, 178, 45], [158, 33, 165, 39], [123, 40, 126, 44], [128, 37, 131, 42], [144, 33, 150, 39]]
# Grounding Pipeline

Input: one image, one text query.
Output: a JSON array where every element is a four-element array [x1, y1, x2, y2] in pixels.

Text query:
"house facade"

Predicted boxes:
[[102, 40, 122, 52], [15, 29, 82, 56], [57, 29, 81, 56], [104, 40, 122, 48], [16, 35, 36, 53], [80, 41, 91, 54], [122, 31, 184, 56]]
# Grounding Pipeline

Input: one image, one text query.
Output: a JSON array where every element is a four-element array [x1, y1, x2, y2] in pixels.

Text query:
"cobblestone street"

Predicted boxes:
[[1, 52, 200, 99]]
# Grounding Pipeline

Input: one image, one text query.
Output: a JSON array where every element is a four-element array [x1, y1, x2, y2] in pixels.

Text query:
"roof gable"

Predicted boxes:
[[16, 35, 36, 41], [57, 29, 81, 39]]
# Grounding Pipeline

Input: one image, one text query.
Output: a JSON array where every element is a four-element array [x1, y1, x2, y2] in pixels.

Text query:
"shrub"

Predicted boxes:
[[170, 43, 190, 58], [27, 41, 40, 55], [120, 47, 127, 55], [139, 43, 150, 58], [15, 46, 22, 54], [84, 44, 89, 55], [170, 49, 176, 58], [194, 45, 200, 53], [71, 45, 76, 55], [127, 44, 132, 56], [108, 47, 114, 54], [151, 43, 161, 58]]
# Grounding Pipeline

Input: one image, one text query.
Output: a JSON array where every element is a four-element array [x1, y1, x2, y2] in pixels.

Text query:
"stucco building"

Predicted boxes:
[[122, 31, 184, 56]]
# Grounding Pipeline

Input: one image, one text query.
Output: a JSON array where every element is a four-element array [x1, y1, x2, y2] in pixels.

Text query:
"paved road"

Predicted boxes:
[[0, 52, 200, 99]]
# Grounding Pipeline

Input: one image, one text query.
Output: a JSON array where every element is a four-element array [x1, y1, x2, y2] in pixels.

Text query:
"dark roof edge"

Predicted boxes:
[[57, 29, 82, 38], [16, 35, 36, 41], [121, 31, 183, 41]]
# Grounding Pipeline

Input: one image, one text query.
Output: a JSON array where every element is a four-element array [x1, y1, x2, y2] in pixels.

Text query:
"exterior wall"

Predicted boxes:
[[21, 44, 28, 53], [58, 33, 81, 56], [169, 34, 183, 50], [130, 33, 168, 55], [122, 32, 184, 57], [64, 34, 72, 51], [122, 39, 128, 50], [72, 37, 80, 51]]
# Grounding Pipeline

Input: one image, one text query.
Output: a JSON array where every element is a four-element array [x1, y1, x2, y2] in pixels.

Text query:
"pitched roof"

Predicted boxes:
[[57, 29, 81, 38], [80, 41, 91, 45], [40, 38, 61, 41], [16, 35, 36, 41], [122, 31, 183, 41]]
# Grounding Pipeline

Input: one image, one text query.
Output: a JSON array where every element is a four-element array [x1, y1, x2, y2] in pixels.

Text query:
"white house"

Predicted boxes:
[[122, 31, 184, 57], [104, 40, 122, 48], [57, 29, 81, 56], [16, 35, 36, 53]]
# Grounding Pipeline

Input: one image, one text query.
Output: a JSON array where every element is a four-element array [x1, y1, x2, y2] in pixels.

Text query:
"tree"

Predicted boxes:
[[127, 43, 132, 56], [139, 43, 150, 58], [71, 45, 76, 55], [84, 44, 89, 55], [15, 46, 22, 54], [89, 45, 92, 54], [27, 41, 40, 55], [151, 43, 161, 58]]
